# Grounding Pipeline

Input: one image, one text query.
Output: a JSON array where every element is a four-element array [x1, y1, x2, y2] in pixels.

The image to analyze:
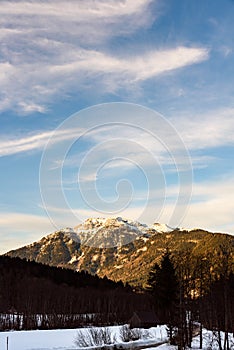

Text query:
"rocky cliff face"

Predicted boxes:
[[6, 217, 234, 288]]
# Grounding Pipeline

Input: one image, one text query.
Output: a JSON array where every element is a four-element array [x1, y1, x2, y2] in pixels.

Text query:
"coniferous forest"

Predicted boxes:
[[0, 256, 149, 330], [146, 251, 234, 349], [0, 250, 233, 350]]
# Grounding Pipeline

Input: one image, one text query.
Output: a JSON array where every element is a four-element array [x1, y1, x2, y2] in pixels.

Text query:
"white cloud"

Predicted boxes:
[[1, 173, 233, 254], [0, 212, 53, 232], [42, 175, 234, 235], [0, 131, 54, 157], [50, 46, 209, 82], [78, 175, 234, 235], [0, 0, 209, 113], [3, 101, 228, 168], [183, 193, 234, 235], [0, 46, 209, 114], [162, 176, 234, 234], [0, 128, 85, 157], [169, 107, 234, 150], [18, 102, 46, 114], [0, 212, 56, 254], [0, 0, 153, 22]]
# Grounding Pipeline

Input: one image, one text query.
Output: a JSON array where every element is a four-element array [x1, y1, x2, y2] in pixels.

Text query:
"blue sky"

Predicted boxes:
[[0, 0, 234, 253]]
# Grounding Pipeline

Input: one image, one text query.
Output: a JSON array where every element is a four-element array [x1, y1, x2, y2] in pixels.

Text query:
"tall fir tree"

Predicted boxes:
[[147, 250, 179, 343]]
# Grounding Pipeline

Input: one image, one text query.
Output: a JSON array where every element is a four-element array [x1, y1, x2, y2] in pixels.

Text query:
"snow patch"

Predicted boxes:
[[150, 223, 175, 233], [92, 254, 99, 262], [68, 255, 78, 264], [114, 264, 123, 269], [137, 246, 148, 253]]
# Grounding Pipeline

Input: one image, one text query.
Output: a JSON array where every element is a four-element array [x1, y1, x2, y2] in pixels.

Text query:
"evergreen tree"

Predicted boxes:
[[147, 251, 179, 343]]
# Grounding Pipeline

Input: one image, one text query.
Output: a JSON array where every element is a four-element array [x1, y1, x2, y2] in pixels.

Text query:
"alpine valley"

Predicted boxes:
[[5, 217, 234, 289]]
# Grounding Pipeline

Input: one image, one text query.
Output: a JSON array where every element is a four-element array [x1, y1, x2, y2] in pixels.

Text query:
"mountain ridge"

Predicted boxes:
[[5, 217, 234, 288]]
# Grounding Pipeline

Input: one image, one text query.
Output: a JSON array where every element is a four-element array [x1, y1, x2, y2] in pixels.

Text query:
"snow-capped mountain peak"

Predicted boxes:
[[74, 216, 147, 231], [12, 217, 177, 259], [73, 216, 149, 248], [150, 222, 176, 233], [72, 217, 176, 248], [7, 217, 233, 290]]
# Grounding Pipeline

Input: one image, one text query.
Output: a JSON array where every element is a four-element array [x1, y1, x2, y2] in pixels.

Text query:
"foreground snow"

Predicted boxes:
[[0, 326, 167, 350], [0, 328, 77, 350], [0, 325, 233, 350]]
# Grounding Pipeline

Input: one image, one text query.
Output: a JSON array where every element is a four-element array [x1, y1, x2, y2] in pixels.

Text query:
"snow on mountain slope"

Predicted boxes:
[[6, 216, 175, 264], [150, 222, 176, 233], [6, 217, 234, 288], [74, 216, 148, 233], [74, 217, 151, 247]]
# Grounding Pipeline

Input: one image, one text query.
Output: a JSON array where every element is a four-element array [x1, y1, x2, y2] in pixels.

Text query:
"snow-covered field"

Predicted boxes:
[[0, 326, 167, 350], [0, 325, 233, 350], [0, 328, 78, 350]]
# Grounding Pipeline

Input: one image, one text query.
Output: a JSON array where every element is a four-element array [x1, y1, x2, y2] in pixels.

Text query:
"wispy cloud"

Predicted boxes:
[[0, 0, 154, 29], [181, 177, 234, 234], [40, 174, 234, 235], [0, 131, 54, 157], [1, 172, 233, 254], [0, 0, 154, 113], [0, 212, 56, 254], [85, 176, 234, 234], [0, 127, 84, 157], [2, 106, 232, 162], [49, 46, 209, 82], [169, 107, 234, 150], [0, 0, 209, 113]]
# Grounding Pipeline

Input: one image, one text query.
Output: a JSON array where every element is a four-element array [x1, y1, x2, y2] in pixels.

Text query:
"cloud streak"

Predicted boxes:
[[50, 46, 209, 82], [169, 107, 234, 150], [0, 212, 56, 254], [0, 131, 54, 157], [79, 176, 234, 235], [0, 0, 209, 113], [1, 106, 233, 162], [1, 173, 233, 255], [0, 0, 153, 22], [0, 128, 84, 157]]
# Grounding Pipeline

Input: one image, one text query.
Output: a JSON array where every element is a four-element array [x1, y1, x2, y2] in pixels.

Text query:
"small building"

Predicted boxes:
[[128, 311, 159, 329]]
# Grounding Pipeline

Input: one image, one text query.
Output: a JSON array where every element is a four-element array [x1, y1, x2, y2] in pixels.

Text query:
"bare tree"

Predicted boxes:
[[75, 327, 115, 347], [119, 325, 142, 342], [75, 329, 94, 347]]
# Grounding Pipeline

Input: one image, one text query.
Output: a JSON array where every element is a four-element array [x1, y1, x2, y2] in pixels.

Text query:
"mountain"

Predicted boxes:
[[5, 217, 234, 289]]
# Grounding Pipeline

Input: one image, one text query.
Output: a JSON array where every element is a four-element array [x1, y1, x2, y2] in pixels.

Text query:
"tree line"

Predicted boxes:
[[1, 246, 233, 350], [146, 247, 234, 350], [0, 256, 149, 330]]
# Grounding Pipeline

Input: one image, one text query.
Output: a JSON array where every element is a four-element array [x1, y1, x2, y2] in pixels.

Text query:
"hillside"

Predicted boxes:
[[6, 217, 234, 289], [0, 255, 148, 330]]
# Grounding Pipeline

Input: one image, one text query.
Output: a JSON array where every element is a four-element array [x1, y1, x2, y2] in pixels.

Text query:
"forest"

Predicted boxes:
[[146, 250, 234, 349], [0, 251, 233, 349], [0, 256, 149, 330]]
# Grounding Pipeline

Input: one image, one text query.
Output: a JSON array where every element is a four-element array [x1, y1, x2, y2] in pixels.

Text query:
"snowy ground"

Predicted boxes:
[[0, 326, 167, 350], [0, 325, 233, 350], [0, 328, 77, 350]]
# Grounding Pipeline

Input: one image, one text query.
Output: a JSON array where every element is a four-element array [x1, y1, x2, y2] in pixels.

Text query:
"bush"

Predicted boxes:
[[75, 327, 115, 347], [119, 325, 143, 342]]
